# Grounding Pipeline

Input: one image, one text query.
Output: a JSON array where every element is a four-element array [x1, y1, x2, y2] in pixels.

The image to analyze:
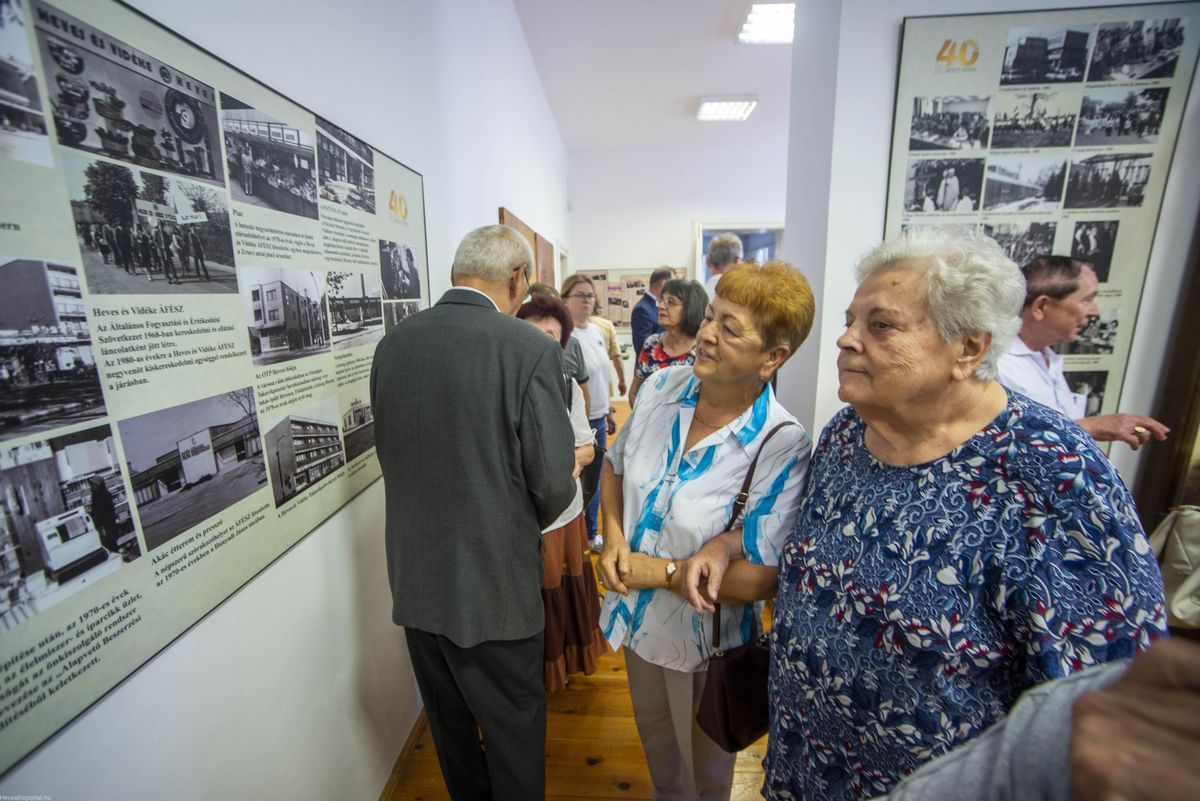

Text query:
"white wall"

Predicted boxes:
[[2, 2, 568, 799], [569, 146, 787, 276], [780, 0, 1200, 487]]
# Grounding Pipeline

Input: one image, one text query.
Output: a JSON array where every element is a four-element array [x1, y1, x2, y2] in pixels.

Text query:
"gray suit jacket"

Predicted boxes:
[[370, 288, 577, 646]]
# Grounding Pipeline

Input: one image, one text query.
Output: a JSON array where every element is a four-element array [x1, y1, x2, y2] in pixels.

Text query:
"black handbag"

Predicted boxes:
[[696, 421, 794, 753]]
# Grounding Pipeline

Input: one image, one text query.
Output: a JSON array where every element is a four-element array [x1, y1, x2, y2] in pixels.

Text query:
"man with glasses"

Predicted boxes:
[[372, 224, 576, 801], [631, 267, 675, 357]]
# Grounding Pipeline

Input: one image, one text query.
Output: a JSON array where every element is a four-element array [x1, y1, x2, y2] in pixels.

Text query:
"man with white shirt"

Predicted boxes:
[[996, 255, 1168, 449], [703, 232, 743, 297]]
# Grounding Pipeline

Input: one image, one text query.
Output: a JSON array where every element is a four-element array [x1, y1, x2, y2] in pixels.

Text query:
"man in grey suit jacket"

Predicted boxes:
[[370, 224, 576, 801]]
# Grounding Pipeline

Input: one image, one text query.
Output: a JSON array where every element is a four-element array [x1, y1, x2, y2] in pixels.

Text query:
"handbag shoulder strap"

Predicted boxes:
[[712, 420, 796, 651]]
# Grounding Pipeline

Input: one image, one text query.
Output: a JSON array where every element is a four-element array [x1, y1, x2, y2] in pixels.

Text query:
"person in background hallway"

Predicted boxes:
[[562, 273, 624, 552], [685, 229, 1167, 801], [865, 637, 1200, 801], [516, 294, 606, 692], [703, 232, 743, 298], [529, 282, 590, 415], [631, 266, 674, 357], [599, 261, 815, 801], [370, 224, 576, 801], [628, 277, 707, 407], [995, 254, 1168, 449]]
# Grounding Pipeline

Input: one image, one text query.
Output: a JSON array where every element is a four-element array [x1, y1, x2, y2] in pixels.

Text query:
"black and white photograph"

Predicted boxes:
[[982, 155, 1068, 212], [0, 424, 138, 630], [1064, 153, 1152, 209], [0, 0, 51, 166], [908, 96, 989, 150], [903, 157, 984, 213], [983, 222, 1056, 268], [1056, 307, 1119, 356], [0, 258, 105, 442], [32, 1, 225, 186], [118, 389, 266, 551], [379, 239, 422, 299], [264, 397, 345, 508], [63, 152, 238, 295], [239, 266, 331, 366], [327, 270, 383, 350], [1071, 220, 1119, 283], [1088, 18, 1185, 82], [1075, 87, 1168, 146], [341, 397, 374, 463], [990, 90, 1079, 149], [220, 93, 318, 220], [316, 115, 375, 214], [383, 300, 420, 332], [1000, 25, 1092, 84], [1064, 369, 1108, 417]]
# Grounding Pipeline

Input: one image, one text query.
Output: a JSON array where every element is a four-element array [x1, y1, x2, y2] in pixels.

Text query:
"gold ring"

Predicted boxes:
[[1133, 425, 1148, 435]]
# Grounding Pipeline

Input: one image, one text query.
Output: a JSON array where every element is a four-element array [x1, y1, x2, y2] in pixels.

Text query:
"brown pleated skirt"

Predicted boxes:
[[541, 512, 606, 692]]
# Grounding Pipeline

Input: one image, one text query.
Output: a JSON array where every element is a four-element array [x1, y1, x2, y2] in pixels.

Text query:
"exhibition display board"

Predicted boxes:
[[886, 2, 1199, 421], [0, 0, 428, 772]]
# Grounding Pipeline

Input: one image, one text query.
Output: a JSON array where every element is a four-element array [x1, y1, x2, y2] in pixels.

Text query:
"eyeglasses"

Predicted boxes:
[[657, 296, 682, 309], [566, 293, 596, 301]]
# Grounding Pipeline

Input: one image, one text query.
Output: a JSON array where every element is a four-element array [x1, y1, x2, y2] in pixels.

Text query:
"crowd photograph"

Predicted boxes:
[[903, 157, 984, 212], [990, 89, 1079, 149], [1076, 86, 1169, 146], [907, 95, 989, 150], [1088, 18, 1186, 81], [983, 220, 1056, 266], [1065, 152, 1152, 208]]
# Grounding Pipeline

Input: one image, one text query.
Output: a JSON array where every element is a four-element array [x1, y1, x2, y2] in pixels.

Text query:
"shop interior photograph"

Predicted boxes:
[[1, 0, 1199, 800]]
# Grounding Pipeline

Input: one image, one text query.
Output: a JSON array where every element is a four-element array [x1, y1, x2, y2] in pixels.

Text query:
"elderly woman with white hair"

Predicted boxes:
[[684, 229, 1167, 801]]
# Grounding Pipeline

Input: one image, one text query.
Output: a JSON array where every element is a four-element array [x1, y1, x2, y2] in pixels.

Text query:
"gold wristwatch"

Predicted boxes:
[[664, 559, 677, 590]]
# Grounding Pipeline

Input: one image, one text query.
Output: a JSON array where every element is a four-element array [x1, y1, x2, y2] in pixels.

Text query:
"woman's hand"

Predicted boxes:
[[620, 553, 670, 591], [597, 534, 631, 595], [682, 530, 743, 613]]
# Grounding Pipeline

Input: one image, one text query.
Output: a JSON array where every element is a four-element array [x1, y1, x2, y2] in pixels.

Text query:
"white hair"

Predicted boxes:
[[855, 227, 1025, 380], [707, 233, 743, 269], [450, 224, 533, 284]]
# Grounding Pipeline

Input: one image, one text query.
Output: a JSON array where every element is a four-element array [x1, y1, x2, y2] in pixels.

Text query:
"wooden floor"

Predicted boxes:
[[378, 644, 769, 801]]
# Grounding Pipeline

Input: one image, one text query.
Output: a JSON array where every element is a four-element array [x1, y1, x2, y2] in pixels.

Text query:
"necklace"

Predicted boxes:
[[692, 406, 724, 428]]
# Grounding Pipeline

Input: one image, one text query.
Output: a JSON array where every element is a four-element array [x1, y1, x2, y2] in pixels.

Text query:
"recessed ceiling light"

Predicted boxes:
[[738, 3, 795, 45], [696, 96, 759, 122]]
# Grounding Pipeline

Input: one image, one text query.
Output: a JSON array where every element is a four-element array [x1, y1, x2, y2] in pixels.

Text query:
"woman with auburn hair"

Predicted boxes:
[[628, 278, 708, 407], [597, 261, 816, 800], [516, 294, 606, 690]]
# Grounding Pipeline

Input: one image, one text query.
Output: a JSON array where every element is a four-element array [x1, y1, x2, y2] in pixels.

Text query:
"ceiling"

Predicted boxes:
[[513, 0, 793, 154]]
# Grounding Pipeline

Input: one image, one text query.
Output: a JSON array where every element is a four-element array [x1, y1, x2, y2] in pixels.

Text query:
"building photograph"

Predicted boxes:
[[327, 270, 383, 350], [1001, 25, 1091, 84], [1064, 152, 1152, 208], [0, 0, 50, 166], [264, 398, 345, 508], [119, 389, 266, 551], [982, 155, 1068, 211], [316, 115, 375, 214], [341, 398, 374, 463], [0, 423, 137, 630], [0, 258, 106, 442], [220, 93, 319, 219], [239, 266, 331, 366]]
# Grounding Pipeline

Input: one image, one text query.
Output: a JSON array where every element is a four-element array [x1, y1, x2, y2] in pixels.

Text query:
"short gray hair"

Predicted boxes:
[[855, 227, 1025, 380], [450, 225, 533, 284], [707, 233, 743, 269]]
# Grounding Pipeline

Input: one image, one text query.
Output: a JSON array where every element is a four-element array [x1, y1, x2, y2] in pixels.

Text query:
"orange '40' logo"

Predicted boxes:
[[936, 39, 980, 68]]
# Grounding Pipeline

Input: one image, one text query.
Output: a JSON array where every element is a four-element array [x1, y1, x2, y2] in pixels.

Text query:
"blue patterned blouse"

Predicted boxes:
[[765, 392, 1166, 801]]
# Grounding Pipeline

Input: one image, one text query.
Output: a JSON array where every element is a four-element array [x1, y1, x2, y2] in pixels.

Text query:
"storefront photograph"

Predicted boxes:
[[120, 389, 266, 551], [0, 259, 106, 441], [0, 1, 51, 166], [316, 115, 375, 214], [220, 93, 318, 219]]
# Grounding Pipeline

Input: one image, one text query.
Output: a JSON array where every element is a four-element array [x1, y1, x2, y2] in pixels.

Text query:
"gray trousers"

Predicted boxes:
[[625, 648, 736, 801]]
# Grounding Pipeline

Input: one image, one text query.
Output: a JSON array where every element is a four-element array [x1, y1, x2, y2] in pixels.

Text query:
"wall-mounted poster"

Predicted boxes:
[[0, 0, 428, 775], [886, 3, 1200, 431]]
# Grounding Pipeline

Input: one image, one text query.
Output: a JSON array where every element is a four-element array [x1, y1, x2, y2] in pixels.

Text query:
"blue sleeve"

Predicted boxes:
[[631, 304, 653, 356]]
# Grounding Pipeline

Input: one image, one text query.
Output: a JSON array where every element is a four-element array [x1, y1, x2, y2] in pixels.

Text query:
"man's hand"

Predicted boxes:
[[682, 530, 742, 613], [1078, 412, 1169, 449], [597, 535, 631, 595], [1071, 638, 1200, 801], [605, 411, 617, 436], [617, 379, 628, 397]]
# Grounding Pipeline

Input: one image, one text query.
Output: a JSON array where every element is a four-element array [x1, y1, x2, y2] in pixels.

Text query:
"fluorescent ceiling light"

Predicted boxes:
[[738, 3, 795, 44], [696, 96, 759, 122]]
